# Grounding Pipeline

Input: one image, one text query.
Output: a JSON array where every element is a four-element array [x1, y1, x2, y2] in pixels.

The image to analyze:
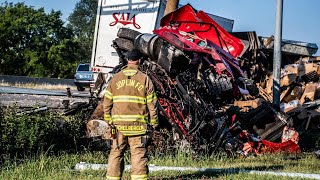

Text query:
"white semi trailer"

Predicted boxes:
[[90, 0, 165, 84]]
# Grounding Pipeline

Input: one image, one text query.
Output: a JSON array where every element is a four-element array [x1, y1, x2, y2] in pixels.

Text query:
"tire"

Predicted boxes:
[[114, 38, 134, 51], [117, 28, 141, 40], [210, 75, 233, 93], [77, 86, 85, 91]]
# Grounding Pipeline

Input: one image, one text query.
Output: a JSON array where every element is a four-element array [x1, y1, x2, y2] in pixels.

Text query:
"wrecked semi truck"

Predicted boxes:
[[90, 0, 234, 94], [87, 2, 301, 156]]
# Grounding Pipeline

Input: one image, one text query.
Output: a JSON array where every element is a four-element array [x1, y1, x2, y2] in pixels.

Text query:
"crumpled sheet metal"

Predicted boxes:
[[160, 4, 245, 58]]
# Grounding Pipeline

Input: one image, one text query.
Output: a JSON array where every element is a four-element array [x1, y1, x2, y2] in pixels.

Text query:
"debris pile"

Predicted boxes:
[[88, 4, 319, 156], [257, 58, 320, 127]]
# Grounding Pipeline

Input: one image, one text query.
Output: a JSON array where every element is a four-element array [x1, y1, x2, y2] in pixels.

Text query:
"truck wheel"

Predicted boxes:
[[117, 28, 141, 40], [114, 38, 134, 51], [77, 86, 85, 91], [210, 75, 233, 94]]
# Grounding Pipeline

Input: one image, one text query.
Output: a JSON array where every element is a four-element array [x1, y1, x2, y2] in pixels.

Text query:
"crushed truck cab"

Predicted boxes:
[[90, 0, 235, 93]]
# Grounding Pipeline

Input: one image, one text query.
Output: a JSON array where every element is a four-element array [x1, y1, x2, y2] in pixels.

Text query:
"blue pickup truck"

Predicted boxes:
[[74, 64, 95, 91]]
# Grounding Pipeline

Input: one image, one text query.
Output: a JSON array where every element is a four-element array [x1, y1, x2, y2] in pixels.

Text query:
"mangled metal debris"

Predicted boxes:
[[261, 36, 318, 56], [255, 57, 320, 132], [16, 106, 48, 115], [85, 4, 319, 157]]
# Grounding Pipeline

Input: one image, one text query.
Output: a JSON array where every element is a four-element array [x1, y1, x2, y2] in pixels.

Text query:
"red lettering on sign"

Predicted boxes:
[[109, 13, 141, 29]]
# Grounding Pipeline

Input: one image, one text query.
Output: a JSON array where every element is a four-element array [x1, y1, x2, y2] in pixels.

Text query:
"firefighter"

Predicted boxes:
[[104, 49, 158, 180]]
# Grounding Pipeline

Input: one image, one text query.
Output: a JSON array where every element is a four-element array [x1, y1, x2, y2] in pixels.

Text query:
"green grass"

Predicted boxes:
[[0, 151, 319, 180]]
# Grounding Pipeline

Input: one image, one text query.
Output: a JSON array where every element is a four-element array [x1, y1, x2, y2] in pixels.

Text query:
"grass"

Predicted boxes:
[[0, 151, 319, 180], [0, 82, 76, 90]]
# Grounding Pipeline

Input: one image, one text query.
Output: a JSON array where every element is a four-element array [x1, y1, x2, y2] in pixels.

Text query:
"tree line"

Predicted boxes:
[[0, 0, 97, 78]]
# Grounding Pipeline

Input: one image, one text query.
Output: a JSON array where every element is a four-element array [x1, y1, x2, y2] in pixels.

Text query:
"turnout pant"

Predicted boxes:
[[106, 132, 148, 180]]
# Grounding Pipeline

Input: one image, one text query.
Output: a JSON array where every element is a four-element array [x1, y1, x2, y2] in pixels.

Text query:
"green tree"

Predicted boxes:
[[0, 2, 85, 78], [67, 0, 97, 61], [48, 39, 85, 78]]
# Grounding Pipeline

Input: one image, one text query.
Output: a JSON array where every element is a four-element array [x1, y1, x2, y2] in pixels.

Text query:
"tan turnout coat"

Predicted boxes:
[[103, 64, 158, 136]]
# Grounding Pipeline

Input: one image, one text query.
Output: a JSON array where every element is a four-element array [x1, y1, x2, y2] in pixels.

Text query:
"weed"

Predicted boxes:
[[0, 107, 90, 163]]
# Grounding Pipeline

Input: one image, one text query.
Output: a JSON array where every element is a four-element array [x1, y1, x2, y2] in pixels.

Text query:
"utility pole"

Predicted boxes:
[[273, 0, 283, 110], [164, 0, 179, 16]]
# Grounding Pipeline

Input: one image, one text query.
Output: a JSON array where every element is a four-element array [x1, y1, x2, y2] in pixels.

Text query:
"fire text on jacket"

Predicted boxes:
[[116, 79, 144, 91]]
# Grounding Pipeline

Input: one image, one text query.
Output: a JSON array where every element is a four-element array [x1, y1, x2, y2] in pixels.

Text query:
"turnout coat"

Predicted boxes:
[[103, 64, 158, 136]]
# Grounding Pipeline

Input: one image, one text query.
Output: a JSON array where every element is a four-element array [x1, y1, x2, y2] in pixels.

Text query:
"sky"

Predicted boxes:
[[2, 0, 320, 55]]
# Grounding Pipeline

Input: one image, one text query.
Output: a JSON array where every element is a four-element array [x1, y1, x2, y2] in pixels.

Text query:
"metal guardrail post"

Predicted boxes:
[[273, 0, 283, 110]]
